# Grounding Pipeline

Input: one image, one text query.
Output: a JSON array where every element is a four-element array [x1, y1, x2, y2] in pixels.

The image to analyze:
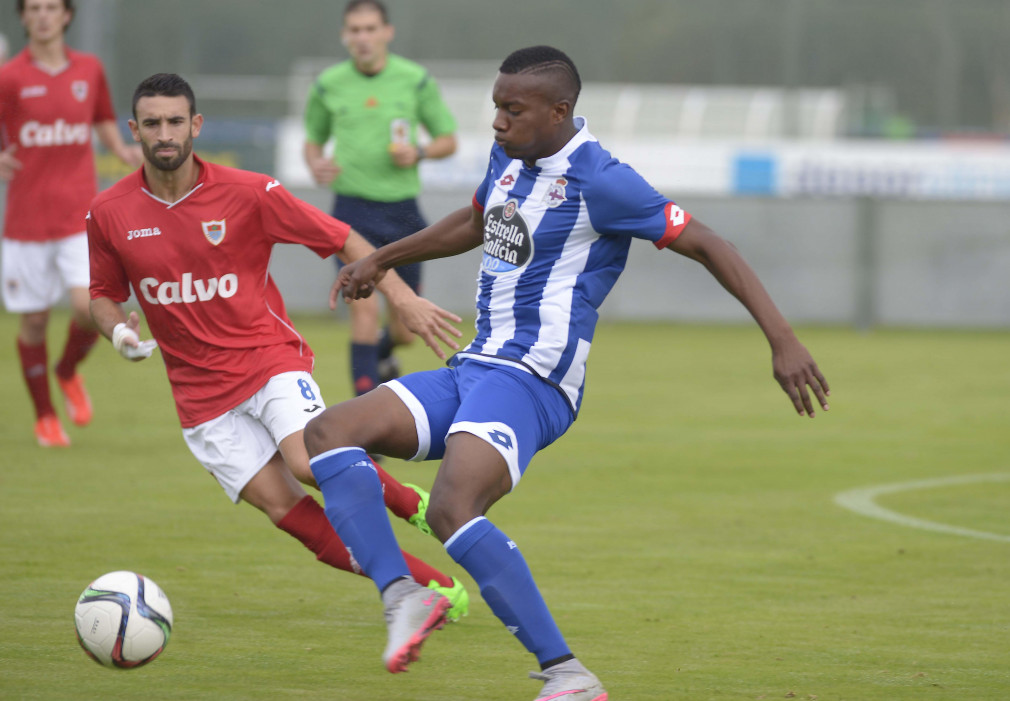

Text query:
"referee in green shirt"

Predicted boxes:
[[303, 0, 457, 397]]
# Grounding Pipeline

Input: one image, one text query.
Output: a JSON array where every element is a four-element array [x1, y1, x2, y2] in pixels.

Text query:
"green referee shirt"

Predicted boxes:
[[304, 54, 457, 202]]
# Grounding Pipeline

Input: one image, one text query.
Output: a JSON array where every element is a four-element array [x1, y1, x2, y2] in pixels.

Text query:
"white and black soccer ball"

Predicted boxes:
[[74, 570, 173, 669]]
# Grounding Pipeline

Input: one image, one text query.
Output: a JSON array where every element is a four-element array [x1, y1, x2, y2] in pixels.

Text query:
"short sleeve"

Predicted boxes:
[[256, 176, 349, 257], [583, 159, 691, 249], [416, 73, 457, 138], [303, 81, 333, 145], [472, 155, 498, 212], [91, 61, 116, 124], [87, 209, 131, 303]]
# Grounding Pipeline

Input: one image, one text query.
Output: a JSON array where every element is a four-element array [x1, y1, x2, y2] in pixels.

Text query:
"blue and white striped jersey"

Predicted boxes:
[[452, 118, 691, 416]]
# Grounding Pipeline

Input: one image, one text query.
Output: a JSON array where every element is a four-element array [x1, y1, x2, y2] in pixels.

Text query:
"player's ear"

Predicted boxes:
[[191, 113, 204, 138], [127, 119, 141, 143], [551, 99, 572, 125]]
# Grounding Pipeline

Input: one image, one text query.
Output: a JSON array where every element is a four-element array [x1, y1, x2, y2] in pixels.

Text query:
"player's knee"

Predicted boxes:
[[426, 493, 483, 542], [19, 311, 49, 342], [304, 412, 337, 457], [303, 403, 363, 457], [425, 498, 458, 542]]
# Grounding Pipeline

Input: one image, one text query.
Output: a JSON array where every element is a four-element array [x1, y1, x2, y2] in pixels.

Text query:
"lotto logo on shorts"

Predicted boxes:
[[488, 429, 514, 450]]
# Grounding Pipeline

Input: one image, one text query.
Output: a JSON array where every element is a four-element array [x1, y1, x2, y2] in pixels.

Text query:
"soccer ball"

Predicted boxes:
[[74, 570, 173, 669]]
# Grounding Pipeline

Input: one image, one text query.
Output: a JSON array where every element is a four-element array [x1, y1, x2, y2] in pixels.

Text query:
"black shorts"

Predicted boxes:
[[331, 195, 425, 292]]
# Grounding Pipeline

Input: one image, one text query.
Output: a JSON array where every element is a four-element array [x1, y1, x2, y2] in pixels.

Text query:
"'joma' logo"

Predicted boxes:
[[127, 227, 162, 241]]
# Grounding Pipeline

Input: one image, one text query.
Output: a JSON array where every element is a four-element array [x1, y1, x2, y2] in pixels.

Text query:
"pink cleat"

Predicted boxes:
[[530, 659, 608, 701], [381, 581, 450, 673]]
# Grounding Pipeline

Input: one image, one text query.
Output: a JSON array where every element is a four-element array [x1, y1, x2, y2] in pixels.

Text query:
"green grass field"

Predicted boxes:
[[1, 312, 1008, 700]]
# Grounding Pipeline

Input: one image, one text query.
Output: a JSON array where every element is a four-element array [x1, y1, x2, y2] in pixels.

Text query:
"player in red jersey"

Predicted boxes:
[[0, 0, 142, 447], [86, 73, 470, 619]]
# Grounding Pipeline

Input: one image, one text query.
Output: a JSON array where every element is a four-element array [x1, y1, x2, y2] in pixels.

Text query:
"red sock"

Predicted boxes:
[[55, 319, 99, 380], [402, 552, 452, 588], [277, 495, 363, 576], [17, 339, 54, 419], [372, 459, 422, 521], [277, 495, 452, 587]]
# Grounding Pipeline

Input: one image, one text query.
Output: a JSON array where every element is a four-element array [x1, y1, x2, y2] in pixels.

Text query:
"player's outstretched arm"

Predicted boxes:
[[668, 218, 830, 417], [90, 297, 158, 362], [331, 229, 463, 361], [337, 206, 483, 303]]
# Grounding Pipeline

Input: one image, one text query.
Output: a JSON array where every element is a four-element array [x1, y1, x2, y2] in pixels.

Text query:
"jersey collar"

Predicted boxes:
[[533, 117, 595, 171], [139, 154, 209, 209]]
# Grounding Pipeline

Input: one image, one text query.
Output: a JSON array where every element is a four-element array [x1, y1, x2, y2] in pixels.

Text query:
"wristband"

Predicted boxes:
[[112, 322, 158, 360]]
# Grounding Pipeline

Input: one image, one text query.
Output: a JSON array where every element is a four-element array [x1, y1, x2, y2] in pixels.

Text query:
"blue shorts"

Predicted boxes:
[[384, 360, 574, 489], [331, 195, 425, 292]]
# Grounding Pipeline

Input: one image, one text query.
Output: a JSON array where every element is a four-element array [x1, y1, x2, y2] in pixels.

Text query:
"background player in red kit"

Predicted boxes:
[[86, 73, 469, 619], [0, 0, 142, 447]]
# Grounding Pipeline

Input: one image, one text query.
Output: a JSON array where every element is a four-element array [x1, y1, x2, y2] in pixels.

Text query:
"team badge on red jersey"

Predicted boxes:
[[201, 219, 227, 246], [71, 80, 88, 102]]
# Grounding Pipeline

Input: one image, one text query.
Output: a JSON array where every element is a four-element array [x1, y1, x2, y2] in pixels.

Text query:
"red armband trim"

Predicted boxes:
[[654, 202, 691, 249], [472, 194, 485, 213]]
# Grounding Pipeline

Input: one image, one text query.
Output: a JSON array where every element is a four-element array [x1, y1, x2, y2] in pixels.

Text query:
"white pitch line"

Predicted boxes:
[[834, 473, 1010, 543]]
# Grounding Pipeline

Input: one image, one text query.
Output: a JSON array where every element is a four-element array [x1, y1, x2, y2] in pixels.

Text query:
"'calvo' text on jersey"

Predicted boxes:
[[139, 273, 238, 305], [482, 199, 533, 275], [19, 119, 90, 147]]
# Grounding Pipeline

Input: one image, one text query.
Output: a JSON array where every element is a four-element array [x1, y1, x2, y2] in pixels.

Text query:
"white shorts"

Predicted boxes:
[[181, 371, 325, 503], [1, 233, 90, 313]]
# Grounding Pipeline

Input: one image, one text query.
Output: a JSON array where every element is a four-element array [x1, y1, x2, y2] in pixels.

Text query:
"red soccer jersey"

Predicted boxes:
[[87, 157, 351, 427], [0, 48, 116, 241]]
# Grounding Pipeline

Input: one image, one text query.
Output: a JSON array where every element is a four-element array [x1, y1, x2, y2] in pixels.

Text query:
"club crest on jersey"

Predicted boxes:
[[482, 199, 532, 275], [71, 80, 88, 102], [201, 219, 227, 246], [543, 177, 568, 208]]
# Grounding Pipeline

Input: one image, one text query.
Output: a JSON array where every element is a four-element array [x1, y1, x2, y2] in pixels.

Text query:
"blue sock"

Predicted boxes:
[[446, 517, 570, 665], [377, 327, 394, 361], [350, 342, 379, 396], [310, 447, 409, 592]]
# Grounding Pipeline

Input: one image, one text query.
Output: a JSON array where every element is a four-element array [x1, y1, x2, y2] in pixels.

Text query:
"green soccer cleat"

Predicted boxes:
[[404, 483, 435, 537], [427, 577, 470, 623]]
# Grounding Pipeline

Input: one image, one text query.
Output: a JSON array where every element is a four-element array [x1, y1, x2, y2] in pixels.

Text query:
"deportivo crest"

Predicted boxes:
[[201, 219, 227, 246], [71, 80, 88, 102], [544, 178, 568, 208], [482, 199, 532, 275]]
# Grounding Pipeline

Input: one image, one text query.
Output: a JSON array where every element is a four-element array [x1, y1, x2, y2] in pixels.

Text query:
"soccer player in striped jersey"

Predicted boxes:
[[305, 46, 830, 700]]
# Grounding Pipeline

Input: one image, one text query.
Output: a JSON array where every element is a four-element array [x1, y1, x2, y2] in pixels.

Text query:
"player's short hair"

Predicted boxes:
[[344, 0, 388, 23], [499, 46, 582, 107], [132, 73, 197, 119], [18, 0, 74, 11], [17, 0, 75, 30]]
